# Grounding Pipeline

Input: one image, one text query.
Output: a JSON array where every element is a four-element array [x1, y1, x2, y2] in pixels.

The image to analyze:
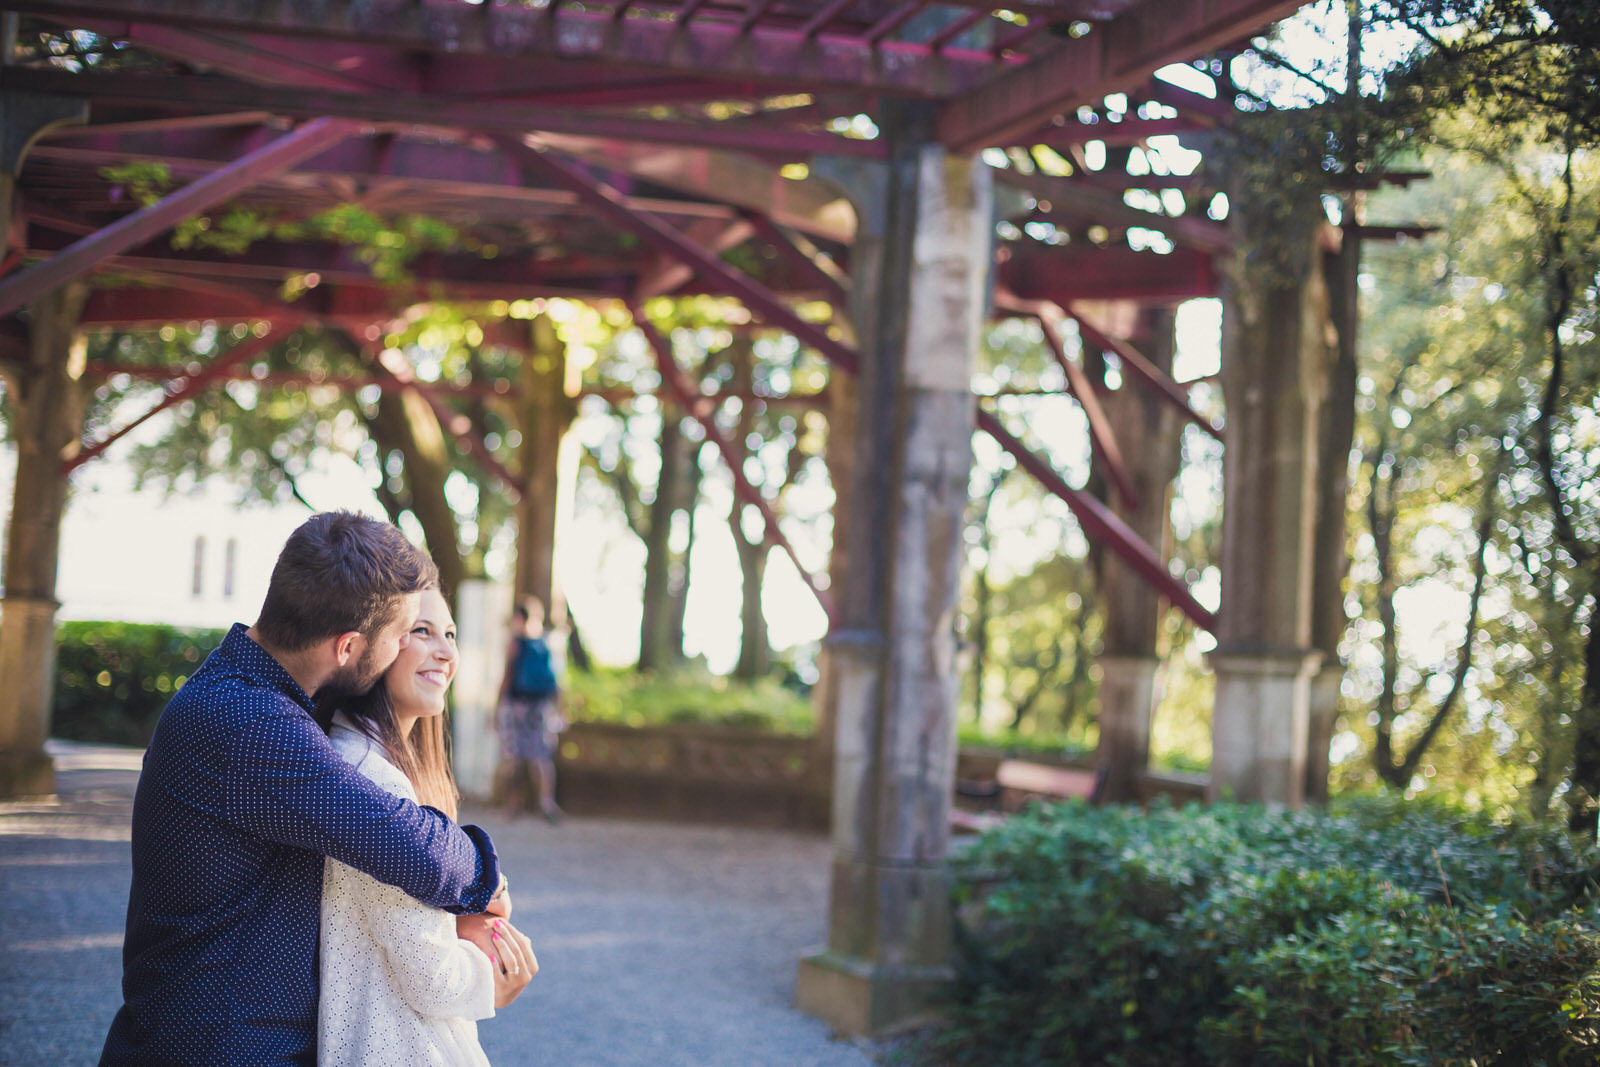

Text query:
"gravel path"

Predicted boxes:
[[0, 741, 885, 1067]]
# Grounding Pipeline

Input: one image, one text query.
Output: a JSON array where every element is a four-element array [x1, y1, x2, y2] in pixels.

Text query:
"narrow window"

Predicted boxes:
[[192, 536, 206, 598], [223, 538, 237, 599]]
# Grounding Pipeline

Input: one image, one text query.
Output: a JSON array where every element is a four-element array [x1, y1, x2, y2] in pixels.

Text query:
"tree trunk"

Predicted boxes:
[[514, 313, 577, 627], [638, 411, 683, 672], [0, 281, 88, 797], [366, 386, 465, 600]]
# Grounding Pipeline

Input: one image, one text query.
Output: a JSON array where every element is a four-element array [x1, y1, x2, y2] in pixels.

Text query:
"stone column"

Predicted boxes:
[[0, 86, 88, 259], [513, 312, 578, 627], [0, 282, 88, 797], [1209, 210, 1334, 807], [1092, 306, 1181, 801], [798, 109, 991, 1036], [1304, 225, 1361, 805]]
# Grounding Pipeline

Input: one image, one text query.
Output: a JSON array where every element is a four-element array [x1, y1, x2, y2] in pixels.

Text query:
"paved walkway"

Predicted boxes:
[[0, 741, 887, 1067]]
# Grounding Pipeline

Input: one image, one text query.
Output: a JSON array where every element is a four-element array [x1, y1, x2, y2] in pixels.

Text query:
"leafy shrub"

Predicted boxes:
[[564, 666, 814, 734], [941, 797, 1600, 1066], [54, 621, 227, 745]]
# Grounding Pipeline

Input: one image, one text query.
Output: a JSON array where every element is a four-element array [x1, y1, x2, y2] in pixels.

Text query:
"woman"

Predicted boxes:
[[494, 596, 565, 823], [317, 587, 536, 1066]]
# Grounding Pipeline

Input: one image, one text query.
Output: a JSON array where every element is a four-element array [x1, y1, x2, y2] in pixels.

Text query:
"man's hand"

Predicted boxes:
[[457, 915, 537, 1009]]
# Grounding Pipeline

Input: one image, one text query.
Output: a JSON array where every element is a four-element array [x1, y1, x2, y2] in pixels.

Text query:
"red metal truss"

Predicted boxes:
[[2, 67, 883, 159], [1035, 313, 1139, 510], [65, 320, 295, 474], [17, 1, 1021, 100], [938, 0, 1307, 152], [507, 139, 861, 374], [366, 342, 523, 498], [1066, 303, 1223, 441], [628, 300, 835, 624], [998, 241, 1220, 304], [977, 407, 1218, 633], [740, 211, 850, 309], [0, 117, 356, 317]]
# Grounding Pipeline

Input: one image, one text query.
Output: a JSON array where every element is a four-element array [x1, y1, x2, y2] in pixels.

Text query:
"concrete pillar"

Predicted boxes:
[[1097, 654, 1162, 795], [1210, 210, 1335, 807], [1092, 306, 1181, 801], [513, 312, 578, 627], [1304, 228, 1360, 805], [0, 282, 88, 797], [0, 86, 88, 259], [798, 109, 990, 1036]]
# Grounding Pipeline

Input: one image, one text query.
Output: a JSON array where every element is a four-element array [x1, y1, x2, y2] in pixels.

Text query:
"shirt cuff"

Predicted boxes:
[[444, 822, 501, 915]]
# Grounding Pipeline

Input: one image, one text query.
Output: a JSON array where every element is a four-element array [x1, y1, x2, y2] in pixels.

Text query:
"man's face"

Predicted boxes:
[[320, 592, 423, 698]]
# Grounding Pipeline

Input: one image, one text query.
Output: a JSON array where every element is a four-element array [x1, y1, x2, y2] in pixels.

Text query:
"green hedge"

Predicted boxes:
[[941, 797, 1600, 1066], [564, 666, 814, 734], [53, 621, 226, 746]]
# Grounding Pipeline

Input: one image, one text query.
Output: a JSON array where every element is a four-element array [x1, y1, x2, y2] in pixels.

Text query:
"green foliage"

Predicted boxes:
[[939, 797, 1600, 1066], [98, 163, 468, 283], [53, 621, 226, 746], [563, 666, 815, 734]]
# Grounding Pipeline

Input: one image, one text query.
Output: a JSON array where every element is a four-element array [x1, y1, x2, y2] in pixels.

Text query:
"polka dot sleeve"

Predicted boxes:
[[219, 698, 500, 914]]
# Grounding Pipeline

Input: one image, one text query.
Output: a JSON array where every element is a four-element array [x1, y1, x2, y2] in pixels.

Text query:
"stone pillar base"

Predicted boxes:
[[1304, 662, 1345, 805], [796, 949, 953, 1037], [0, 749, 55, 799], [1209, 649, 1321, 806], [1096, 655, 1161, 799]]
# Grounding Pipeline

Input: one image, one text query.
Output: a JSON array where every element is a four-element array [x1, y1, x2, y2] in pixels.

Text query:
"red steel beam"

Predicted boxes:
[[739, 211, 850, 309], [863, 1, 926, 45], [927, 8, 991, 52], [627, 300, 835, 625], [6, 67, 883, 160], [505, 139, 860, 375], [1066, 303, 1223, 441], [65, 321, 294, 473], [0, 116, 357, 318], [633, 216, 758, 302], [977, 407, 1218, 633], [1036, 313, 1140, 510], [799, 0, 858, 38], [19, 2, 1010, 99], [938, 0, 1307, 152], [77, 19, 407, 92], [367, 343, 523, 499]]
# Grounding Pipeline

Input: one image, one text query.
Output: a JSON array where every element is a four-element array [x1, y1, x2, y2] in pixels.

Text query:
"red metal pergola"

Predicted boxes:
[[0, 0, 1312, 629]]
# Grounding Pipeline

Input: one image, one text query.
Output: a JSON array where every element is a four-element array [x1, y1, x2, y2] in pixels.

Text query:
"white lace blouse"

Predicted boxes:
[[319, 716, 497, 1067]]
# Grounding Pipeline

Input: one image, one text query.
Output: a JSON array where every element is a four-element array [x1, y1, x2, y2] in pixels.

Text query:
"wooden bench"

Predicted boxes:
[[950, 759, 1104, 833]]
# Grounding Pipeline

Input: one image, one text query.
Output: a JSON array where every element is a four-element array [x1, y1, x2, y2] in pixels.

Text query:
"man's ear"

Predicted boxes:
[[332, 631, 364, 667]]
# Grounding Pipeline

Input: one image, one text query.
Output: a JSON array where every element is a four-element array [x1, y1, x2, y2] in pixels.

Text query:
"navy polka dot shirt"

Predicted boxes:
[[99, 624, 500, 1066]]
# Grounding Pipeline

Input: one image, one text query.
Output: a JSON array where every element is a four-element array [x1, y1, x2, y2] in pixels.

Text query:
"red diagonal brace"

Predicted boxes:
[[1066, 304, 1224, 442], [1036, 313, 1140, 511], [628, 301, 835, 626], [740, 211, 850, 310], [502, 139, 860, 375], [64, 320, 296, 474], [0, 117, 358, 318], [978, 407, 1218, 634], [368, 343, 523, 499]]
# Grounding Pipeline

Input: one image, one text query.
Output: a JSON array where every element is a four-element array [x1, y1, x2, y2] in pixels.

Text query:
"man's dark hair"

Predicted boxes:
[[255, 511, 438, 652]]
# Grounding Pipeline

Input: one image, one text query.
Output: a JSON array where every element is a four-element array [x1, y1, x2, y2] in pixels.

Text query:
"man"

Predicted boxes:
[[101, 511, 519, 1065]]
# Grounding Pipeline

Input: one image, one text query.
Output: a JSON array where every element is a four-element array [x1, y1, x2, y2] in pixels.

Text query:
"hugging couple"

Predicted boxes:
[[99, 511, 536, 1066]]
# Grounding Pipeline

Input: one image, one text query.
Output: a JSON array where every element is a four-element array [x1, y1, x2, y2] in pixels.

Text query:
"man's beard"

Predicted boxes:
[[318, 642, 386, 699]]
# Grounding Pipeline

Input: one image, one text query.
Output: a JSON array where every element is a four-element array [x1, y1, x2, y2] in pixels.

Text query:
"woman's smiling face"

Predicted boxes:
[[385, 588, 458, 719]]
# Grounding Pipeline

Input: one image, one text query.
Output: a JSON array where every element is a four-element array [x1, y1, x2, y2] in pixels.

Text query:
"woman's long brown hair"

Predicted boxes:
[[317, 683, 461, 820]]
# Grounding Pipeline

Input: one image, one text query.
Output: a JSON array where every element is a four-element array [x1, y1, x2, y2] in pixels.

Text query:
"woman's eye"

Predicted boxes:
[[412, 626, 430, 637]]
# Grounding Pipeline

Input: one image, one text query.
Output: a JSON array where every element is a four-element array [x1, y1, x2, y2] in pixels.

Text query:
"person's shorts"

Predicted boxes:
[[499, 694, 560, 761]]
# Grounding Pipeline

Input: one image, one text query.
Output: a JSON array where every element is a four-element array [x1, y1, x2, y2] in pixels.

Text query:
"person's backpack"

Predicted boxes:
[[511, 635, 558, 698]]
